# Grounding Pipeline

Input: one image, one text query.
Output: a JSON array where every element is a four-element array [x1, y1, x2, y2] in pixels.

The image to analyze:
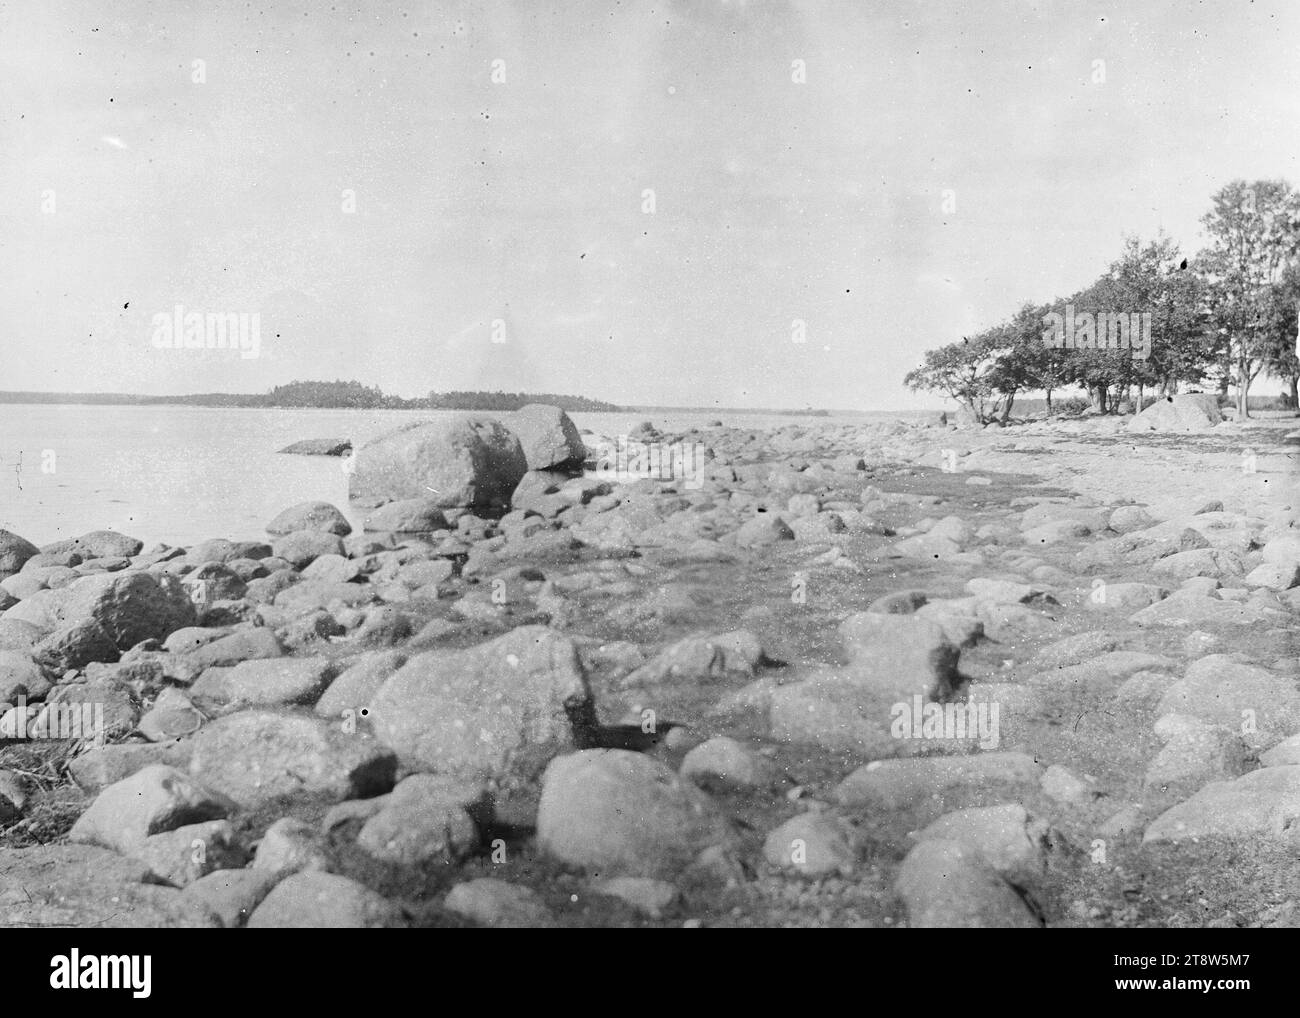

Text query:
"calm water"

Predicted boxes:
[[0, 404, 910, 548]]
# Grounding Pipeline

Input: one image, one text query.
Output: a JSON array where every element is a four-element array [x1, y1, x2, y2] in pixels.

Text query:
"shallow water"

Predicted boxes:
[[0, 404, 915, 547]]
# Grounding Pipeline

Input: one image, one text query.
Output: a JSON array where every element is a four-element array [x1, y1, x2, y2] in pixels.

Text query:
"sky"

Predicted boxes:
[[2, 0, 1298, 411]]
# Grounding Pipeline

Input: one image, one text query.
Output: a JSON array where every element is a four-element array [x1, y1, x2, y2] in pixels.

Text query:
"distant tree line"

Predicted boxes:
[[0, 381, 621, 412], [905, 179, 1300, 422]]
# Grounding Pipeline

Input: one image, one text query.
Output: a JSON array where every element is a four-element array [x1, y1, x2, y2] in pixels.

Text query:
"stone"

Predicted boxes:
[[356, 774, 481, 864], [278, 438, 352, 456], [247, 872, 404, 928], [762, 811, 858, 877], [835, 753, 1043, 809], [915, 804, 1049, 879], [191, 656, 339, 709], [350, 416, 528, 510], [362, 498, 449, 533], [187, 710, 396, 808], [369, 625, 592, 784], [69, 765, 233, 853], [1127, 394, 1222, 432], [0, 530, 40, 575], [837, 613, 961, 699], [180, 869, 281, 927], [444, 878, 554, 927], [314, 649, 407, 718], [536, 749, 735, 878], [1155, 655, 1300, 747], [680, 737, 780, 792], [510, 404, 587, 471], [589, 877, 679, 918], [130, 820, 242, 886], [252, 817, 331, 876], [736, 514, 794, 548], [0, 844, 220, 928], [271, 531, 346, 570], [895, 840, 1041, 928], [265, 501, 352, 536], [1143, 766, 1300, 843], [53, 571, 196, 649]]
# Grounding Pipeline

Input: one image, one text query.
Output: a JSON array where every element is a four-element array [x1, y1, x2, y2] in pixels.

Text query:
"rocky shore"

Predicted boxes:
[[1, 403, 1297, 928]]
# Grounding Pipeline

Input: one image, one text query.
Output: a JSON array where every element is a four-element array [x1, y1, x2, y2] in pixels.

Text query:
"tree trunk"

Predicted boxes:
[[1045, 389, 1053, 413], [1290, 375, 1298, 410], [1238, 354, 1250, 420], [1000, 391, 1016, 424], [1136, 382, 1144, 414]]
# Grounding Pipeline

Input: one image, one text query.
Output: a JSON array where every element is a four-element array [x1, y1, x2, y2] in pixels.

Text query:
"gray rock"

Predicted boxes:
[[762, 811, 858, 877], [314, 649, 407, 718], [369, 625, 592, 784], [1143, 765, 1300, 843], [271, 530, 347, 569], [444, 878, 554, 927], [510, 404, 586, 471], [247, 872, 404, 928], [265, 501, 352, 537], [835, 753, 1042, 809], [54, 571, 196, 649], [278, 438, 352, 456], [69, 764, 233, 853], [915, 804, 1049, 879], [357, 774, 481, 864], [895, 840, 1041, 928], [350, 416, 528, 510], [180, 868, 281, 928], [191, 656, 339, 709], [537, 749, 735, 878], [837, 613, 961, 699], [0, 844, 220, 928], [362, 498, 449, 533], [252, 817, 331, 877], [129, 819, 243, 886], [1155, 654, 1300, 747], [187, 710, 396, 808], [0, 529, 40, 575], [680, 737, 780, 791]]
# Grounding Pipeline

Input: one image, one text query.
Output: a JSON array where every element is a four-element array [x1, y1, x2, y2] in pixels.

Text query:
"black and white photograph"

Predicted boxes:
[[0, 0, 1297, 973]]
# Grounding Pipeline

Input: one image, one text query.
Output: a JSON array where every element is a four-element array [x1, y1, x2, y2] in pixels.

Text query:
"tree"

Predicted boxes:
[[904, 331, 1010, 424], [1197, 180, 1300, 418]]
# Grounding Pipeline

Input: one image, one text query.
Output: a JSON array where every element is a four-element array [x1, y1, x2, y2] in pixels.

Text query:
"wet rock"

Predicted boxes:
[[247, 872, 404, 928], [537, 749, 735, 878]]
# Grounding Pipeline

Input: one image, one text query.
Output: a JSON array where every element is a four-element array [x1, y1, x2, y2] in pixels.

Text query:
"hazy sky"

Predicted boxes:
[[3, 0, 1298, 410]]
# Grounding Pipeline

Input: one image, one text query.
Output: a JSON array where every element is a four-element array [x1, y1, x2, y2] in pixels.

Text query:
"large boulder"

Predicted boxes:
[[349, 417, 528, 510], [509, 404, 587, 472], [0, 530, 40, 576], [369, 625, 593, 785], [53, 572, 196, 649], [1127, 394, 1222, 432], [265, 501, 351, 537], [278, 438, 352, 456]]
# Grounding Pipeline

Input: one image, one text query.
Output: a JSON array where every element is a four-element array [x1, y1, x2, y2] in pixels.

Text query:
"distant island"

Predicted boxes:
[[0, 380, 622, 413]]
